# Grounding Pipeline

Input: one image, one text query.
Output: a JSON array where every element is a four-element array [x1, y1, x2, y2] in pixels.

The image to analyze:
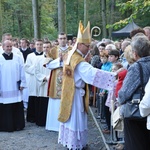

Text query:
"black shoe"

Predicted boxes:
[[82, 144, 88, 150], [106, 140, 118, 145], [27, 119, 35, 123], [16, 128, 23, 131]]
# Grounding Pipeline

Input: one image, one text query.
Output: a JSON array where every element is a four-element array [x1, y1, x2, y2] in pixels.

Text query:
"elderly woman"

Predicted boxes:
[[118, 35, 150, 150]]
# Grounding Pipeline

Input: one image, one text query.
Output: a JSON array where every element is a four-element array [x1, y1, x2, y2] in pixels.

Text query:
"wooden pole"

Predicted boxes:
[[93, 86, 96, 106]]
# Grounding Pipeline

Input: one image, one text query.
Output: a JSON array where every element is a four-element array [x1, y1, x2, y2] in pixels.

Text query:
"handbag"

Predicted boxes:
[[113, 106, 124, 131], [124, 62, 145, 120]]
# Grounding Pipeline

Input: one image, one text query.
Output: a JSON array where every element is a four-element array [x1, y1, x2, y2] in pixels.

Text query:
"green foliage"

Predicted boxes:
[[112, 0, 150, 30], [40, 0, 58, 40], [66, 0, 103, 39], [0, 0, 57, 41], [66, 0, 84, 36], [1, 0, 150, 41], [1, 0, 33, 39]]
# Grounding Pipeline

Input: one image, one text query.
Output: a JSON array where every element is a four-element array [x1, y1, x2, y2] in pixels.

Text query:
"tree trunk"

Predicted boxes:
[[32, 0, 40, 39], [108, 0, 115, 38], [15, 11, 22, 38], [84, 0, 88, 27], [58, 0, 66, 33], [0, 0, 3, 37], [101, 0, 107, 38]]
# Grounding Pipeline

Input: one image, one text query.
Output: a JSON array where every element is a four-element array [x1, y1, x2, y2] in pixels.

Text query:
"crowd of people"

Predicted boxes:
[[0, 23, 150, 150], [89, 27, 150, 150]]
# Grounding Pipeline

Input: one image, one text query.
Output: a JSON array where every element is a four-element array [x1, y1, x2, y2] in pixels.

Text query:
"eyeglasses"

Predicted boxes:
[[82, 43, 90, 48]]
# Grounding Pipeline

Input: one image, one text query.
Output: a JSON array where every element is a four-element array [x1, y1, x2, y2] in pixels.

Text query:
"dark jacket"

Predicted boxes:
[[118, 56, 150, 104]]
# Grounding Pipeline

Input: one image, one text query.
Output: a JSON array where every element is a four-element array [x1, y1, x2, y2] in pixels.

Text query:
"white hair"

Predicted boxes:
[[105, 44, 116, 50]]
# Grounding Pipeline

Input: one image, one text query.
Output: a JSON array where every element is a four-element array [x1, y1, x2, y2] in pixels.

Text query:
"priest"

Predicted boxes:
[[25, 39, 43, 123], [44, 32, 72, 132], [34, 41, 51, 126], [0, 40, 26, 132]]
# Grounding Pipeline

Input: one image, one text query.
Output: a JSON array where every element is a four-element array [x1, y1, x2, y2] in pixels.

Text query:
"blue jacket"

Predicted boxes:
[[101, 62, 112, 72]]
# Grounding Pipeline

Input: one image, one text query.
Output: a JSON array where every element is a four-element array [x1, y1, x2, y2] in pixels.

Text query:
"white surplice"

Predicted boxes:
[[24, 52, 41, 96], [0, 54, 26, 104], [45, 57, 63, 131], [58, 61, 116, 150], [35, 55, 51, 97]]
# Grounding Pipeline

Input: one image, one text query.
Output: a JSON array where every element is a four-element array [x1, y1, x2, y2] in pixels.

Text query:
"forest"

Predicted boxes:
[[0, 0, 150, 41]]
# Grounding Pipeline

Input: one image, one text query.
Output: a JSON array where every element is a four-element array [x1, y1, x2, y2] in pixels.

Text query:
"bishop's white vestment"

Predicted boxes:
[[58, 60, 115, 150]]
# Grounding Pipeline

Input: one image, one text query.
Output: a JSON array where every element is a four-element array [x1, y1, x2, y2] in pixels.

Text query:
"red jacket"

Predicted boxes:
[[115, 69, 127, 98]]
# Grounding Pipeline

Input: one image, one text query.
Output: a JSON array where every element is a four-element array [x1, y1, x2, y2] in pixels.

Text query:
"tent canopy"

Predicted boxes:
[[112, 21, 140, 37]]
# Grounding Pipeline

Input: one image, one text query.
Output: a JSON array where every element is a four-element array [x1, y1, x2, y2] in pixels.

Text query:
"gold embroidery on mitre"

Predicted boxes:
[[80, 21, 84, 34], [77, 21, 91, 44]]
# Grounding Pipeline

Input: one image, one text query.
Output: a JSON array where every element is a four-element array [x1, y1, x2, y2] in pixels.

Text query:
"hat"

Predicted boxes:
[[76, 21, 91, 44], [66, 21, 91, 65]]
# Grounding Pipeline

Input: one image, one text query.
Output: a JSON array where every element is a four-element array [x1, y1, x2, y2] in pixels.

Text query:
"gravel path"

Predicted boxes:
[[0, 111, 106, 150]]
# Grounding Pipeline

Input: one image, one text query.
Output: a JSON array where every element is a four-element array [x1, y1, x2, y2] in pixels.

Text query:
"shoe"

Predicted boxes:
[[16, 128, 23, 131], [102, 129, 110, 134], [27, 119, 35, 123], [96, 116, 100, 119], [115, 143, 124, 150], [102, 125, 108, 130], [82, 148, 87, 150], [106, 140, 118, 145], [82, 145, 88, 150]]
